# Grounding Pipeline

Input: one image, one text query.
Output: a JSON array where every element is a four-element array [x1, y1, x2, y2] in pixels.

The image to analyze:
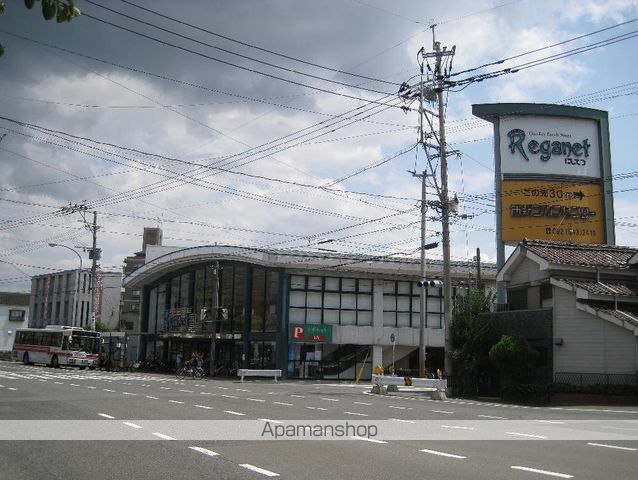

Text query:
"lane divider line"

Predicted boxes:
[[239, 464, 280, 477], [123, 422, 142, 429], [420, 448, 466, 459], [510, 466, 573, 478], [188, 446, 219, 457]]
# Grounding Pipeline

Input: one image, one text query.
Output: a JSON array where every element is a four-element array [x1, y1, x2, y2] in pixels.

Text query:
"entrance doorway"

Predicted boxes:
[[214, 341, 242, 376]]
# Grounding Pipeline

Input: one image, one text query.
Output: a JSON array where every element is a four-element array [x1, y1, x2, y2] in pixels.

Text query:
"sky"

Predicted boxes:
[[0, 0, 637, 293]]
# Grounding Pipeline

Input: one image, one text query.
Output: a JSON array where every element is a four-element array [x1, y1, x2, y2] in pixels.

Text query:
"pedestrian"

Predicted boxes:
[[176, 351, 183, 371]]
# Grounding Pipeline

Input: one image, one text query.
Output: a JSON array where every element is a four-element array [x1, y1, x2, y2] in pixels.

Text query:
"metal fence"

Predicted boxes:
[[554, 372, 638, 395]]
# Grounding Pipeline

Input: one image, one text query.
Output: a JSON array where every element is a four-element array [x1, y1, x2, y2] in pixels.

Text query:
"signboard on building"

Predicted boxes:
[[473, 104, 614, 247], [289, 324, 333, 343]]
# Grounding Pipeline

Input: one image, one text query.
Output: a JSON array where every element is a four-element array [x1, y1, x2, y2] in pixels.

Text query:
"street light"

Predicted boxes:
[[48, 243, 82, 327]]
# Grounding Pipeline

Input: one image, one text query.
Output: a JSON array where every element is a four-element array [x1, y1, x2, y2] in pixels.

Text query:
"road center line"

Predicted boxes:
[[103, 389, 116, 392], [195, 404, 213, 410], [259, 418, 284, 424], [247, 398, 266, 402], [442, 425, 474, 430], [123, 422, 142, 429], [152, 432, 175, 440], [587, 442, 637, 451], [145, 396, 159, 400], [511, 466, 573, 478], [420, 448, 466, 459], [431, 410, 454, 414], [354, 402, 372, 406], [506, 432, 547, 439], [239, 464, 280, 477], [273, 402, 293, 406], [224, 410, 246, 416], [168, 400, 185, 404], [320, 397, 339, 402], [188, 446, 219, 457], [351, 436, 387, 444], [344, 411, 368, 416], [98, 413, 116, 419], [122, 392, 137, 396], [221, 394, 238, 399], [391, 418, 416, 424]]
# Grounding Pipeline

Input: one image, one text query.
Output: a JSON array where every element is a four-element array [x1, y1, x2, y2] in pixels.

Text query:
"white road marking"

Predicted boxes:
[[195, 404, 213, 410], [159, 387, 171, 390], [188, 446, 219, 457], [431, 410, 454, 414], [218, 386, 229, 390], [320, 397, 339, 402], [179, 389, 193, 393], [290, 395, 305, 398], [506, 432, 547, 439], [86, 386, 96, 389], [54, 382, 64, 385], [511, 466, 573, 478], [168, 400, 185, 404], [224, 410, 245, 416], [221, 394, 238, 399], [123, 422, 142, 429], [306, 406, 316, 410], [247, 398, 266, 402], [152, 432, 175, 440], [199, 392, 213, 395], [442, 425, 474, 430], [391, 418, 416, 424], [420, 448, 466, 459], [259, 418, 283, 424], [317, 407, 328, 411], [122, 392, 137, 396], [344, 411, 368, 417], [536, 420, 565, 424], [273, 402, 293, 406], [98, 413, 116, 419], [8, 387, 17, 391], [354, 401, 372, 406], [70, 383, 80, 387], [239, 464, 280, 477], [145, 396, 159, 400], [477, 415, 507, 419], [236, 389, 251, 392], [587, 442, 637, 451], [103, 389, 116, 392], [351, 436, 387, 444], [388, 406, 405, 410]]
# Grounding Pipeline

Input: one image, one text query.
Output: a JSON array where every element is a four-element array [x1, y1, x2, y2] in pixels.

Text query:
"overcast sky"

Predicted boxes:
[[1, 0, 637, 292]]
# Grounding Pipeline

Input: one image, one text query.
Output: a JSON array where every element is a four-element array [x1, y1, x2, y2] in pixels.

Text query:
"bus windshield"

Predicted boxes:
[[68, 335, 100, 354]]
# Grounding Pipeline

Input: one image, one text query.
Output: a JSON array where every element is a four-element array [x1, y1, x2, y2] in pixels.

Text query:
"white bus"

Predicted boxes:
[[12, 326, 100, 369]]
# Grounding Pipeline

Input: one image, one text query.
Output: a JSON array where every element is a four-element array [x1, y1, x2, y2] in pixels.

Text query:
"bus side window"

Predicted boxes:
[[62, 336, 69, 350]]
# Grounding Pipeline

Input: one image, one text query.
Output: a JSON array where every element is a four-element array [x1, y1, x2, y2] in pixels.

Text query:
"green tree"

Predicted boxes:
[[489, 335, 539, 386], [94, 321, 111, 333], [0, 0, 80, 57], [449, 286, 497, 396]]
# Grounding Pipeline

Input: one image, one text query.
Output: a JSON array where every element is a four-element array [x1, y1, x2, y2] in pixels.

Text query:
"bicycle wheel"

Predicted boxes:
[[194, 367, 204, 379], [176, 367, 186, 380]]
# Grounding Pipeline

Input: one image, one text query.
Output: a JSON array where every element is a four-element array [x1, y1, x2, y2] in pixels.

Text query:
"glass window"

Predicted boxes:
[[358, 311, 372, 326], [308, 276, 322, 290], [359, 279, 372, 293], [383, 311, 396, 327], [342, 278, 356, 292], [290, 275, 305, 289], [397, 281, 411, 294], [307, 291, 322, 308], [289, 291, 306, 308], [383, 281, 395, 294], [325, 277, 339, 291], [289, 308, 305, 323], [306, 309, 321, 324], [341, 310, 356, 325], [341, 293, 356, 309], [357, 294, 372, 310], [264, 271, 278, 332], [397, 297, 410, 312], [324, 310, 339, 324], [397, 312, 411, 327], [323, 292, 340, 309], [383, 296, 396, 311], [251, 268, 266, 332]]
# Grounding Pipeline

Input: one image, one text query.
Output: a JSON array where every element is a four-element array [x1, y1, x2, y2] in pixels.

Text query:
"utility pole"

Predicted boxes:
[[401, 26, 456, 382], [412, 169, 428, 378], [89, 210, 98, 330], [60, 202, 100, 330]]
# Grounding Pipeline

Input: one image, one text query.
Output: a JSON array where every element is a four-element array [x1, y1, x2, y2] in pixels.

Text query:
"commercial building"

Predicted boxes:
[[124, 243, 496, 379], [29, 269, 122, 330]]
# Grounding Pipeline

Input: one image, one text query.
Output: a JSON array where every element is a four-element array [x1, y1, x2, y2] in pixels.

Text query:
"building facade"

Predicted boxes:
[[0, 292, 30, 357], [124, 244, 496, 379], [498, 239, 638, 385], [29, 270, 122, 330]]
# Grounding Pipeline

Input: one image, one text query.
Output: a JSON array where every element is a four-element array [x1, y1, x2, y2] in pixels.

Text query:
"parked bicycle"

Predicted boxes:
[[176, 364, 204, 380]]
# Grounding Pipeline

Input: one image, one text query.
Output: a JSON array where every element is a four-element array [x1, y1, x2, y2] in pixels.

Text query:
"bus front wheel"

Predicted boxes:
[[22, 353, 30, 365]]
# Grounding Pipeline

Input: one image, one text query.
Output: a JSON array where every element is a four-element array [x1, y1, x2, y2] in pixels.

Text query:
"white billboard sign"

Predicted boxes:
[[499, 115, 600, 177]]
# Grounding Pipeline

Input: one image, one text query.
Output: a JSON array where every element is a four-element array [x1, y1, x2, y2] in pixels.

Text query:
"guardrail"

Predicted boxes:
[[371, 374, 447, 399], [237, 369, 282, 383]]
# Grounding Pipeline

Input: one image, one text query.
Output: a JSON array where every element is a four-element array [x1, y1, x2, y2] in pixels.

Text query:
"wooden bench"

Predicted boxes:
[[237, 369, 282, 383], [371, 374, 447, 399]]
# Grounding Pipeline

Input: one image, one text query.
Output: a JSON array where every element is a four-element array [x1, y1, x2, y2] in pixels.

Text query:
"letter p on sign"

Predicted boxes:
[[292, 325, 305, 340]]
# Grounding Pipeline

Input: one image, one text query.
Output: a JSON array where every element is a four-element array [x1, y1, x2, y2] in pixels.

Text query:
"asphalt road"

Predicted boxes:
[[1, 360, 637, 479]]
